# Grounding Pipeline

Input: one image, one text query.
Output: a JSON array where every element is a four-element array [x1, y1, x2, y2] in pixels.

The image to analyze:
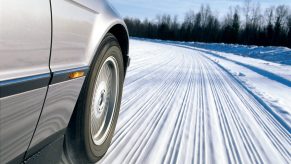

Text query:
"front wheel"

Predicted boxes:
[[64, 33, 125, 163]]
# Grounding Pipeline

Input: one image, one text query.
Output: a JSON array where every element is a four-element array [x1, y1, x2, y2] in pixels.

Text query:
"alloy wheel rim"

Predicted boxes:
[[90, 56, 119, 145]]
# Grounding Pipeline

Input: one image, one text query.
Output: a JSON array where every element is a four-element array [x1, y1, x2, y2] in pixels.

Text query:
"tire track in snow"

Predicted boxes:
[[201, 55, 291, 160], [98, 40, 290, 164]]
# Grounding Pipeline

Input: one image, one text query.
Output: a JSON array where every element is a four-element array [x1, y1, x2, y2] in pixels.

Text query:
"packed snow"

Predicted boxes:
[[169, 41, 291, 65], [97, 39, 290, 164]]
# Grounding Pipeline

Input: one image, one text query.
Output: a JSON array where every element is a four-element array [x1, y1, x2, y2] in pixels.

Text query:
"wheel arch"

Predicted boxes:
[[87, 22, 129, 74], [108, 24, 129, 56], [69, 23, 129, 124], [108, 24, 129, 70], [67, 23, 129, 129]]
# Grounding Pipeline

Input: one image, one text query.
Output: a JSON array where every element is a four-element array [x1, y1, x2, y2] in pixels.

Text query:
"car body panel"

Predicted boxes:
[[0, 88, 47, 163], [0, 0, 51, 163], [0, 0, 51, 81], [49, 0, 128, 72], [27, 77, 85, 157], [49, 0, 97, 72]]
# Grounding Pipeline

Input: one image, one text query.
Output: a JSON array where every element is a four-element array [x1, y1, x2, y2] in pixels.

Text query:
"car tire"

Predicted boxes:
[[64, 33, 125, 163]]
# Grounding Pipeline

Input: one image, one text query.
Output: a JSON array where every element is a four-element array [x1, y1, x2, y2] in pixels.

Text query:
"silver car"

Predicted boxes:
[[0, 0, 129, 163]]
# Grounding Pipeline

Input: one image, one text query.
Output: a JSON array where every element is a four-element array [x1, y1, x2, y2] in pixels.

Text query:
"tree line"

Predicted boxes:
[[124, 2, 291, 48]]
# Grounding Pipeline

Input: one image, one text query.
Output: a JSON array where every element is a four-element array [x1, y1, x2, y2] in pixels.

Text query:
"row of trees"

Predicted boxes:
[[124, 2, 291, 47]]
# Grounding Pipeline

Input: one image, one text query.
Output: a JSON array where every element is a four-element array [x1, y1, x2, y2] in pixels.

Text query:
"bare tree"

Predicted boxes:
[[250, 2, 263, 30], [275, 5, 289, 31], [265, 7, 275, 25], [274, 5, 289, 44], [265, 7, 275, 44], [200, 5, 212, 27], [184, 10, 195, 27], [243, 0, 252, 26]]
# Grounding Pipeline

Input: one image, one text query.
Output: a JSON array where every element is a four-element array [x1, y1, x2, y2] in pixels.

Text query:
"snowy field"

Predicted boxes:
[[98, 39, 291, 164]]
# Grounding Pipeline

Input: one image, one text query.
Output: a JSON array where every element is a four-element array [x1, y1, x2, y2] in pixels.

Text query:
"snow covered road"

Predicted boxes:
[[98, 39, 290, 164]]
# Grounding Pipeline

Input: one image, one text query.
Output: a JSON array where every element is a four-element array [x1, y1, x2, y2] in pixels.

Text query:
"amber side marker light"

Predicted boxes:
[[69, 71, 85, 79]]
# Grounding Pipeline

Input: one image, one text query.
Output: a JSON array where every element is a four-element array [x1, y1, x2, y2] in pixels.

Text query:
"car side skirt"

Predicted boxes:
[[24, 130, 65, 164]]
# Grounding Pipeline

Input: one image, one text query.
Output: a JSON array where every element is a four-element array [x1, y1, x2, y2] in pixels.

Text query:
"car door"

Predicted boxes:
[[26, 0, 99, 152], [0, 0, 51, 163]]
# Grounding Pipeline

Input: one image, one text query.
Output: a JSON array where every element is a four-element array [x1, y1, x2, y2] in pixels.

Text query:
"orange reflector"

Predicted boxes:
[[69, 71, 85, 79]]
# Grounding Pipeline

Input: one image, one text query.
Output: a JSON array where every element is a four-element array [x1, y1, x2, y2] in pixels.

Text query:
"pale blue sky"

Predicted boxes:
[[108, 0, 290, 21]]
